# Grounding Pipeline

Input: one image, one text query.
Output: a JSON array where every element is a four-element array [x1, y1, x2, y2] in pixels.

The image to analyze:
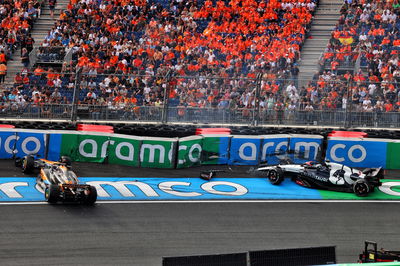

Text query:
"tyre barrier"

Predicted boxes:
[[2, 121, 400, 139]]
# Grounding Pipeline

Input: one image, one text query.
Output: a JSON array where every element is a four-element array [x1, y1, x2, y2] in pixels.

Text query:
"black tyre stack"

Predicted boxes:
[[1, 121, 400, 139]]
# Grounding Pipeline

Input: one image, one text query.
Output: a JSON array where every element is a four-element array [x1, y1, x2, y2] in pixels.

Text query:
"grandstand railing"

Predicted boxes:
[[3, 70, 400, 128], [35, 46, 66, 64], [64, 48, 73, 65], [28, 49, 37, 69], [1, 103, 400, 128], [318, 51, 360, 74]]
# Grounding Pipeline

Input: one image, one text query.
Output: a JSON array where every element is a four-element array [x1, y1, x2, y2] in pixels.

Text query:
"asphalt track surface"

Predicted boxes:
[[0, 160, 400, 265]]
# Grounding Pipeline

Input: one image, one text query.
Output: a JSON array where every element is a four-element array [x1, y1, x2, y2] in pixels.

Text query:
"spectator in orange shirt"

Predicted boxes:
[[0, 63, 7, 83]]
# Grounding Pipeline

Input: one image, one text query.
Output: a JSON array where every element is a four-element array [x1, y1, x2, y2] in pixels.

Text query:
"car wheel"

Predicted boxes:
[[268, 169, 284, 185], [46, 184, 60, 203], [353, 180, 370, 197], [22, 155, 35, 174], [84, 186, 97, 205]]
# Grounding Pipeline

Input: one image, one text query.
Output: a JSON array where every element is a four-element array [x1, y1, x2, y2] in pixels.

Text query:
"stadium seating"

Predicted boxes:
[[0, 0, 42, 67], [310, 0, 400, 112], [11, 0, 317, 115]]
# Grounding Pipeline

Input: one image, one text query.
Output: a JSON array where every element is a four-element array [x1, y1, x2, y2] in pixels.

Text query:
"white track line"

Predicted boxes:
[[0, 200, 399, 205]]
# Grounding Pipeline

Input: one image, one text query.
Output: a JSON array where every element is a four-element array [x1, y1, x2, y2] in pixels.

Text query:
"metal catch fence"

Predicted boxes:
[[2, 103, 400, 128]]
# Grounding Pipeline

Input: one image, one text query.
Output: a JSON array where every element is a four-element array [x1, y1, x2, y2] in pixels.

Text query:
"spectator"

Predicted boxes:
[[25, 34, 34, 53], [0, 62, 6, 83], [49, 0, 56, 19], [274, 99, 285, 124], [21, 48, 29, 68], [0, 50, 6, 64]]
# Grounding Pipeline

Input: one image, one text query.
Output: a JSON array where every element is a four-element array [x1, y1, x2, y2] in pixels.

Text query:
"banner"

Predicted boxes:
[[107, 134, 142, 167], [140, 137, 177, 168], [47, 131, 78, 161], [17, 131, 47, 158], [288, 134, 323, 163], [0, 129, 47, 159], [228, 135, 263, 165], [386, 140, 400, 170], [260, 135, 290, 165], [73, 133, 111, 163], [0, 131, 17, 159], [201, 134, 231, 165], [177, 136, 203, 169], [325, 137, 387, 168], [2, 128, 400, 171]]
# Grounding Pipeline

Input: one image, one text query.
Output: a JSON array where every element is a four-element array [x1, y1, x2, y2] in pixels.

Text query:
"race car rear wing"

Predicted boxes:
[[61, 183, 90, 189]]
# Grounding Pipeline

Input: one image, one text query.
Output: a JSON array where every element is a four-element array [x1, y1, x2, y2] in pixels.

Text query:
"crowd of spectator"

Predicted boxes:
[[302, 0, 400, 114], [0, 0, 42, 83], [7, 0, 400, 124], [8, 0, 318, 120]]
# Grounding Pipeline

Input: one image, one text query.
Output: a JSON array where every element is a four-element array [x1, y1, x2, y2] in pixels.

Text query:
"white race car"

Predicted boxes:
[[256, 161, 383, 197]]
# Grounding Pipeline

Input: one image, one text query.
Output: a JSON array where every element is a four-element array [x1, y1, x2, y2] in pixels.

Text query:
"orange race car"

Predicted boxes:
[[15, 155, 97, 204]]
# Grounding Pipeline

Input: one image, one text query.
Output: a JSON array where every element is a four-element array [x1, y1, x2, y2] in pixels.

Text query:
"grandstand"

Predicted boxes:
[[0, 0, 400, 128]]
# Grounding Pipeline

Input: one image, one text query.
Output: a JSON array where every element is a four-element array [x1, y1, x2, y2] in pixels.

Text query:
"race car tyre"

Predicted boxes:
[[84, 186, 97, 205], [353, 180, 370, 197], [22, 155, 35, 174], [268, 169, 284, 185], [59, 156, 72, 166], [45, 184, 60, 204]]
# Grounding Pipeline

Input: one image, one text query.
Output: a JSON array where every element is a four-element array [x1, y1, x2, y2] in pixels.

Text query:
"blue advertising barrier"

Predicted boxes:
[[325, 137, 388, 168], [0, 177, 322, 201], [288, 135, 323, 164], [0, 131, 17, 159], [228, 136, 263, 165], [216, 135, 231, 164], [14, 132, 46, 158], [0, 130, 46, 159], [260, 135, 290, 165], [47, 133, 62, 161]]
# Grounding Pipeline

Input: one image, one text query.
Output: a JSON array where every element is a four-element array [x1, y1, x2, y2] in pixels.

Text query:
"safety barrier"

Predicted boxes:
[[162, 246, 336, 266], [163, 253, 247, 266], [248, 246, 336, 266], [0, 128, 398, 169], [326, 137, 400, 169]]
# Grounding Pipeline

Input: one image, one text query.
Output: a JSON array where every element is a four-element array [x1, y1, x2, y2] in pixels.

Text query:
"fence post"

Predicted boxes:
[[162, 70, 173, 124], [344, 78, 354, 128], [253, 73, 263, 126], [71, 68, 82, 122]]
